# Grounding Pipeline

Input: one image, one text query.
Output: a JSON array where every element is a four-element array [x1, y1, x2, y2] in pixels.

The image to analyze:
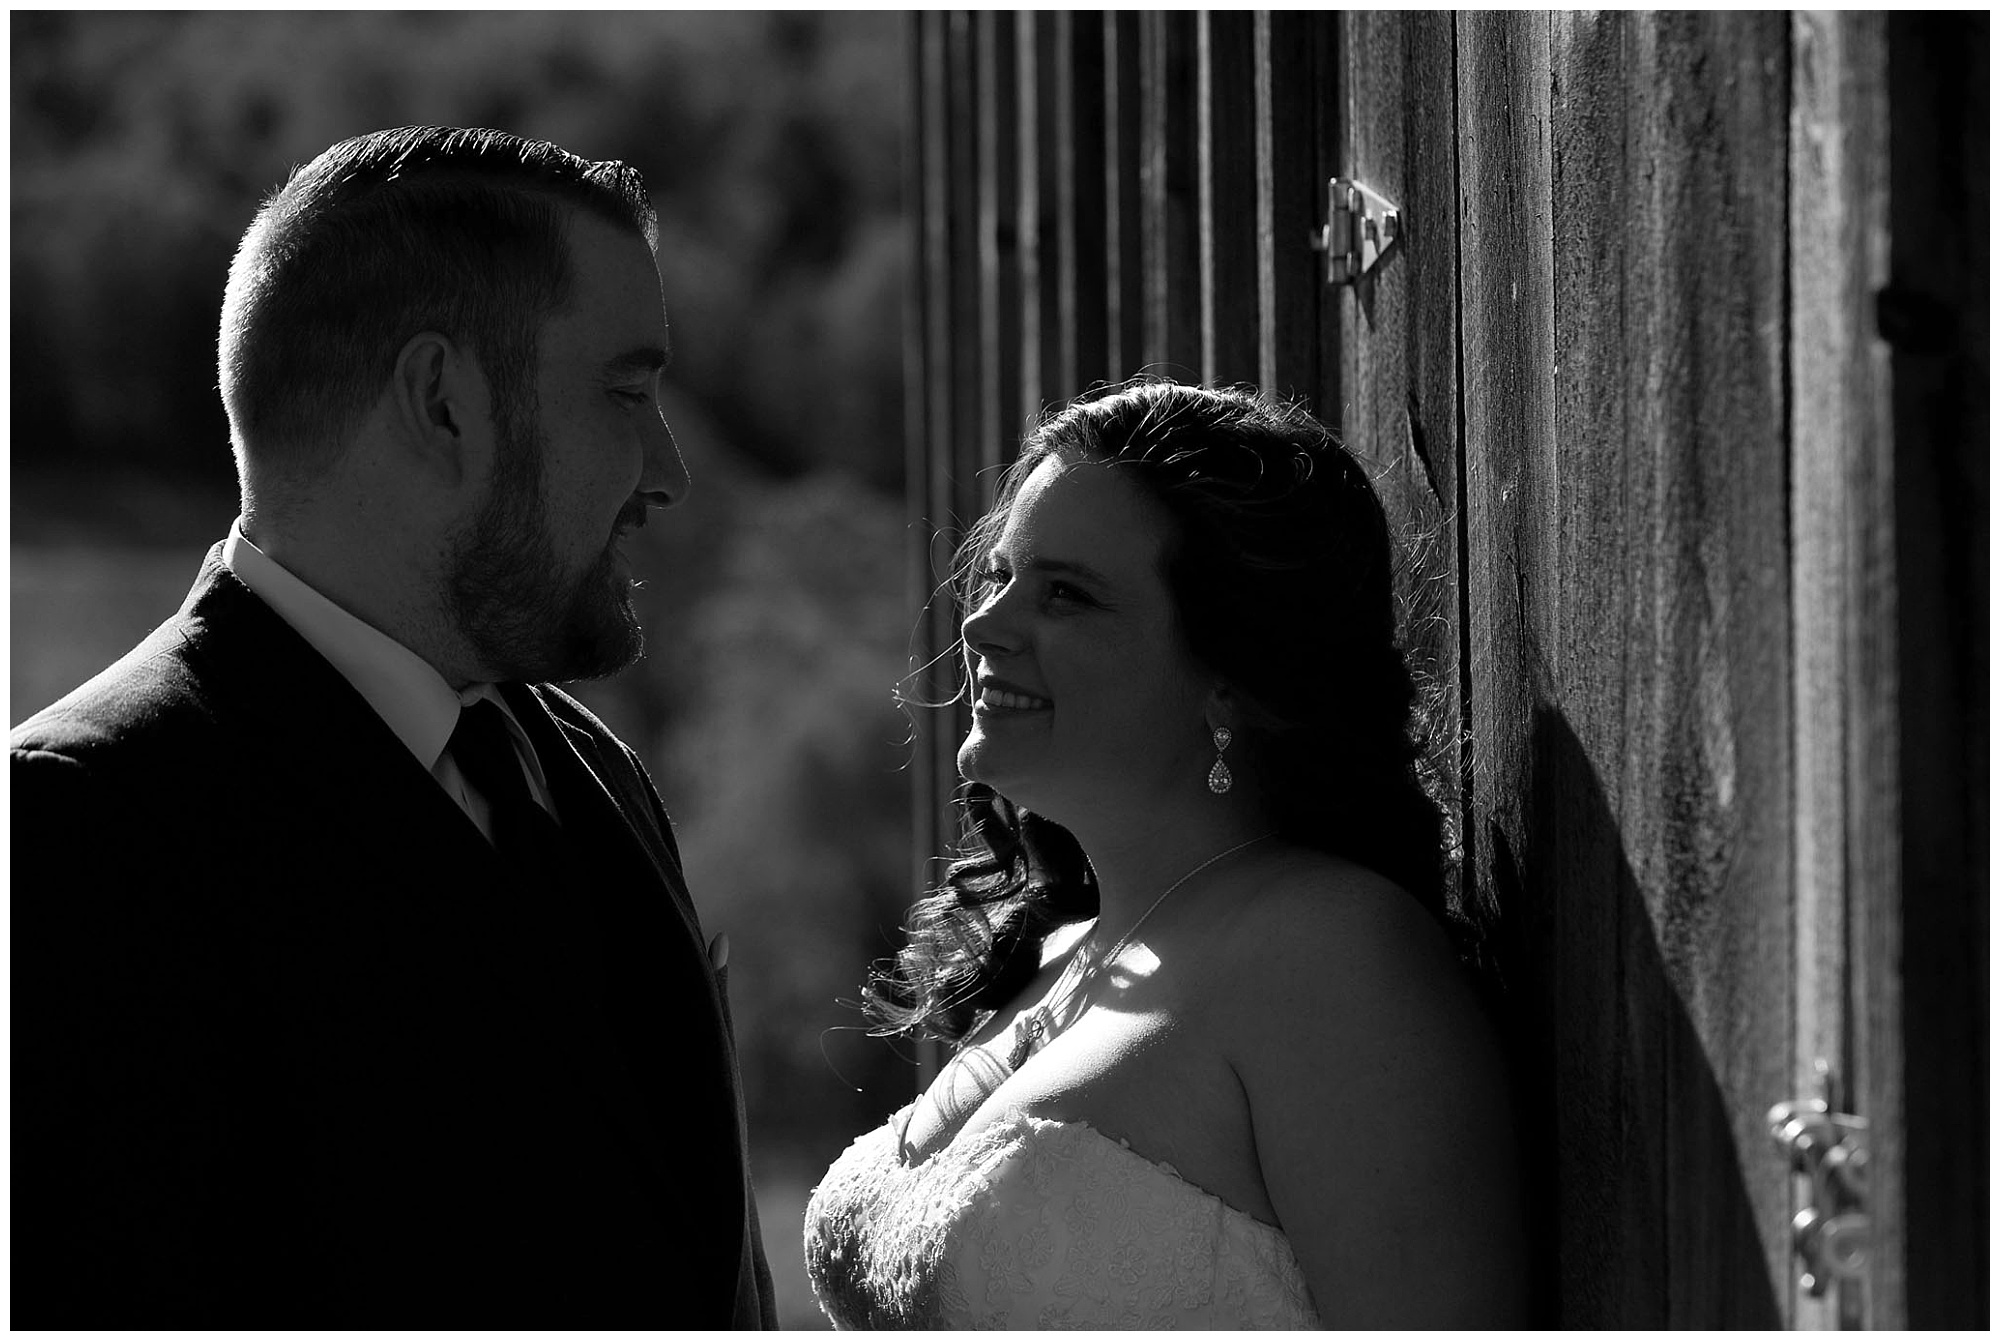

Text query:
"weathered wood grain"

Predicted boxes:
[[1106, 12, 1144, 382], [905, 13, 940, 903], [1334, 30, 1474, 1258], [1606, 11, 1792, 1326], [909, 7, 1974, 1327], [1140, 11, 1201, 380], [1254, 11, 1326, 406], [913, 10, 963, 738], [1020, 15, 1063, 419], [1058, 12, 1109, 395], [1337, 8, 1462, 831], [940, 11, 982, 527], [1540, 15, 1630, 1326], [1198, 10, 1260, 387], [975, 11, 1022, 477], [1456, 8, 1566, 1319], [1791, 11, 1893, 1326], [1456, 6, 1555, 877], [909, 13, 974, 1089], [945, 12, 983, 810]]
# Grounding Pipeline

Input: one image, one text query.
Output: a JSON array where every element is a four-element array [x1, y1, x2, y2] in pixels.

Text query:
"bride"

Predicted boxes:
[[805, 381, 1528, 1328]]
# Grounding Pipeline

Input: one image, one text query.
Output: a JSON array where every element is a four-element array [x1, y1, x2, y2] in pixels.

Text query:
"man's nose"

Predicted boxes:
[[639, 414, 690, 511]]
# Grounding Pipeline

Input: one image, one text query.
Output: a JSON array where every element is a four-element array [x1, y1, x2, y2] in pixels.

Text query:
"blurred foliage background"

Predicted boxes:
[[11, 12, 922, 1324]]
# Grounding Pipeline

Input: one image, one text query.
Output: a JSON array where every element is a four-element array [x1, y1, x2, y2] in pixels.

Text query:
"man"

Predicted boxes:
[[11, 126, 774, 1327]]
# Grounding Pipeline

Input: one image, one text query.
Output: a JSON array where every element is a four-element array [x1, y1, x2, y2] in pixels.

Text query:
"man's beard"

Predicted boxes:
[[446, 406, 645, 685]]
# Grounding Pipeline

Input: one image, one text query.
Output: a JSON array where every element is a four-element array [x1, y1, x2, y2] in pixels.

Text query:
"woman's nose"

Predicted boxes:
[[961, 589, 1020, 657]]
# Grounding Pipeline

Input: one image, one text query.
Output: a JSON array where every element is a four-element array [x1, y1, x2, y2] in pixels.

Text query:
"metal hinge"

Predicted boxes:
[[1310, 177, 1401, 285], [1768, 1060, 1870, 1300]]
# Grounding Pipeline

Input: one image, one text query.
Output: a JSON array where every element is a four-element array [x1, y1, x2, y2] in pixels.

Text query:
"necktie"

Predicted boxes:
[[449, 699, 562, 862]]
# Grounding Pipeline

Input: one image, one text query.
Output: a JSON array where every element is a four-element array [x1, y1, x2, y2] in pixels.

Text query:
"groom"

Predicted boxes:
[[10, 127, 774, 1327]]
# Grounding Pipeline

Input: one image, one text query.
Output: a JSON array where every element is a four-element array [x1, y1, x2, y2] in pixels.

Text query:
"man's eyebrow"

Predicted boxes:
[[604, 344, 669, 377]]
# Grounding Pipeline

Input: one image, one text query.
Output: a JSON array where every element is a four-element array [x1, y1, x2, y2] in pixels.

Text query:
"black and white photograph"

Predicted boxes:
[[9, 9, 1988, 1331]]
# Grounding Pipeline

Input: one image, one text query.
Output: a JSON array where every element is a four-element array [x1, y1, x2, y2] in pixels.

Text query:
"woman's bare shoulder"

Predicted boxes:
[[1199, 846, 1529, 1325], [1192, 845, 1495, 1072], [1207, 846, 1460, 984]]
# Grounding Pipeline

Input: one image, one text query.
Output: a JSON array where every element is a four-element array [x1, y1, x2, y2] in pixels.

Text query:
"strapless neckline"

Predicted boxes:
[[898, 1102, 1289, 1239], [805, 1098, 1321, 1328]]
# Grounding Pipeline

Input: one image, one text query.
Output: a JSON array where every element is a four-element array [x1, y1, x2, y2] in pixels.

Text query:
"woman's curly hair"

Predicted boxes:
[[867, 380, 1464, 1043]]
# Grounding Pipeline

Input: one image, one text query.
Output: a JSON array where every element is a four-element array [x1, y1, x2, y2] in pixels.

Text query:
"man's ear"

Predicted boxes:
[[389, 331, 493, 486]]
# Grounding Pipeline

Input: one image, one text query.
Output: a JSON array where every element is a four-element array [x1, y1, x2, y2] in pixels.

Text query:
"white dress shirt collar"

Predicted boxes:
[[224, 520, 469, 772]]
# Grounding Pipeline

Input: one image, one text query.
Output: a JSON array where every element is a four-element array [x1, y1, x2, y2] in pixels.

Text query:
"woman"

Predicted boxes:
[[805, 381, 1527, 1328]]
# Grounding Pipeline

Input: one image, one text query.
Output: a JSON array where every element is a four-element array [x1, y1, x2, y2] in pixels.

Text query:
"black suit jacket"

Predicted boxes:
[[11, 547, 776, 1327]]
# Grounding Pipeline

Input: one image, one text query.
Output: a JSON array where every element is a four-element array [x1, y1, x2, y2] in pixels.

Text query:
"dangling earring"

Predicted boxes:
[[1207, 726, 1234, 794]]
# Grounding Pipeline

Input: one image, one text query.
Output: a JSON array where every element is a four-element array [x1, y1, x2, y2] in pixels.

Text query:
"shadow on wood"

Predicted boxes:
[[1492, 706, 1782, 1328]]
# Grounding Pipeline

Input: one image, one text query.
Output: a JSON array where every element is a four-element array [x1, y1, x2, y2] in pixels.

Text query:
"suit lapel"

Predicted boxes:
[[172, 553, 688, 1198], [502, 685, 748, 1250], [504, 684, 710, 956], [502, 683, 736, 1075]]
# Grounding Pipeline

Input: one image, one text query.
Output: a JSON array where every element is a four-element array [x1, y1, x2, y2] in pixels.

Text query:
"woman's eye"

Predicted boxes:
[[968, 567, 1093, 609], [611, 388, 649, 406]]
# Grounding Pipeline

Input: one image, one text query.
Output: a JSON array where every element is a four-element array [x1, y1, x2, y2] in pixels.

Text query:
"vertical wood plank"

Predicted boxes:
[[976, 11, 1022, 477], [1543, 13, 1694, 1326], [1837, 15, 1903, 1323], [1539, 18, 1630, 1326], [1139, 11, 1200, 379], [1015, 14, 1043, 426], [1198, 11, 1260, 387], [1791, 11, 1893, 1327], [1255, 12, 1328, 406], [941, 10, 981, 523], [942, 11, 981, 891], [1059, 12, 1110, 395], [909, 11, 974, 1089], [1631, 15, 1792, 1327], [1491, 9, 1796, 1326], [1334, 33, 1473, 1278], [1020, 15, 1064, 421], [918, 7, 964, 783], [1566, 10, 1791, 1326], [1337, 8, 1462, 829], [1455, 8, 1565, 1320], [906, 13, 943, 937], [1106, 11, 1144, 380]]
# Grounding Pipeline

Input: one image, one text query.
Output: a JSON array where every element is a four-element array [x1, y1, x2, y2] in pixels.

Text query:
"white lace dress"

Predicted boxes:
[[804, 1102, 1321, 1329]]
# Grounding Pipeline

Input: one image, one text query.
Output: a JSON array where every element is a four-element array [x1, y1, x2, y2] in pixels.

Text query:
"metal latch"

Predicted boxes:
[[1311, 178, 1401, 285], [1767, 1060, 1870, 1298]]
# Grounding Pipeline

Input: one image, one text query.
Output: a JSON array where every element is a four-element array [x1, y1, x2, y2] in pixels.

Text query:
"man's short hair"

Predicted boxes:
[[218, 125, 656, 482]]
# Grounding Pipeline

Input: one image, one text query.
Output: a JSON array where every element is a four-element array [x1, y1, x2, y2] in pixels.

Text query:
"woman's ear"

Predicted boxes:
[[389, 330, 494, 487], [1204, 683, 1238, 735], [1207, 682, 1278, 736]]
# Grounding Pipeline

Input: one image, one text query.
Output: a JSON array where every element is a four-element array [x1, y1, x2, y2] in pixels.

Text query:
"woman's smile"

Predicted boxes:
[[975, 677, 1054, 715]]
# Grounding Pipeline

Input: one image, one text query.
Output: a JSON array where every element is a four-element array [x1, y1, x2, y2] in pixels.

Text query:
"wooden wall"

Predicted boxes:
[[1791, 13, 1896, 1326], [904, 11, 1338, 880], [906, 10, 1986, 1328], [1469, 13, 1795, 1325]]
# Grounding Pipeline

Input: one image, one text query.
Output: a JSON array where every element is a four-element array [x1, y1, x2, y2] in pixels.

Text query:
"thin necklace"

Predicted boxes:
[[1003, 832, 1274, 1071]]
